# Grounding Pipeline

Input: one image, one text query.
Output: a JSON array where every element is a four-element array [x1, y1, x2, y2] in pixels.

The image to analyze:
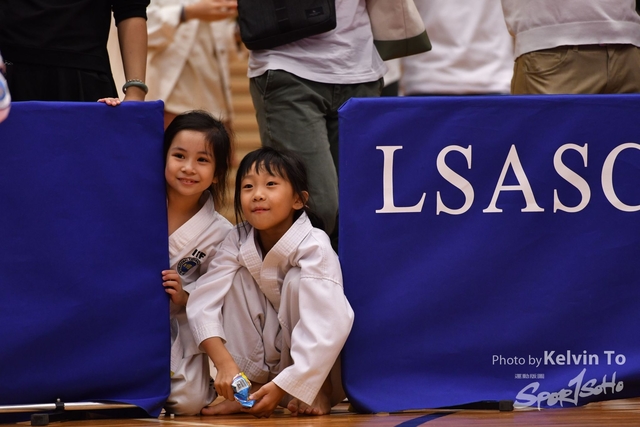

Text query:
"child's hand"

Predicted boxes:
[[162, 270, 188, 306], [97, 97, 121, 107], [245, 382, 285, 418], [213, 363, 241, 402], [200, 337, 241, 401]]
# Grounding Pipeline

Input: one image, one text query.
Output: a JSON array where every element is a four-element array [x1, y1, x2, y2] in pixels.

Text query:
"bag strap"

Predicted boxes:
[[273, 0, 292, 32]]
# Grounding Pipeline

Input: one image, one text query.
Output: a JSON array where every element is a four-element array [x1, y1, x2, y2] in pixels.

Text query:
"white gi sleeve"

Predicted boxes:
[[186, 230, 241, 347], [272, 231, 355, 405]]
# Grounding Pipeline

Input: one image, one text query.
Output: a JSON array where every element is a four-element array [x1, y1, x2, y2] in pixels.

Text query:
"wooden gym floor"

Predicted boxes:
[[5, 398, 640, 426]]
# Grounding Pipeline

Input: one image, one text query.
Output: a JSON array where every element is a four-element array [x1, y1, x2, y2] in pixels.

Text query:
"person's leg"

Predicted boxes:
[[202, 268, 282, 415], [223, 268, 281, 383], [276, 269, 338, 416], [165, 313, 216, 415], [75, 68, 119, 100], [165, 353, 215, 415], [607, 44, 640, 93], [286, 356, 347, 415], [328, 356, 347, 406], [250, 70, 338, 235], [325, 79, 382, 250], [511, 46, 607, 94], [381, 80, 399, 97], [6, 63, 117, 101], [327, 79, 382, 177]]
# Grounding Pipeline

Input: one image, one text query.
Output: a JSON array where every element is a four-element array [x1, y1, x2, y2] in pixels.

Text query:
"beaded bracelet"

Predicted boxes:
[[122, 79, 148, 94]]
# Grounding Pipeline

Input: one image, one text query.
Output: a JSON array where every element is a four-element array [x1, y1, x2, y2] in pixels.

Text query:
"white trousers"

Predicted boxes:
[[165, 317, 216, 415], [223, 268, 288, 384], [222, 267, 345, 405]]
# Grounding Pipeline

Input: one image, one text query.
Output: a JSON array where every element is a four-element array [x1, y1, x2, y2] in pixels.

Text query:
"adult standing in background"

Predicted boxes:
[[402, 0, 514, 96], [0, 0, 149, 102], [146, 0, 238, 129], [248, 0, 385, 240], [501, 0, 640, 94]]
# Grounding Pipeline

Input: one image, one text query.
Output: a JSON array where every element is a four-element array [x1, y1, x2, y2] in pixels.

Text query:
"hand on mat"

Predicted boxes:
[[162, 270, 188, 306], [98, 97, 121, 107], [185, 0, 237, 22], [245, 381, 285, 418]]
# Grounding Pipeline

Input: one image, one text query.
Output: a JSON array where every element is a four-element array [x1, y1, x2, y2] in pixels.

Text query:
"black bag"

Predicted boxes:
[[237, 0, 337, 50]]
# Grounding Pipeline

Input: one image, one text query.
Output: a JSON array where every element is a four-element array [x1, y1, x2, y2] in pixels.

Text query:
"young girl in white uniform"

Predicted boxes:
[[161, 110, 233, 415], [187, 147, 354, 417]]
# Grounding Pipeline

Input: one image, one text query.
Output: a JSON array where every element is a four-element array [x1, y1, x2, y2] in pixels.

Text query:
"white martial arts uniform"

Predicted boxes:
[[165, 193, 233, 415], [188, 212, 354, 406]]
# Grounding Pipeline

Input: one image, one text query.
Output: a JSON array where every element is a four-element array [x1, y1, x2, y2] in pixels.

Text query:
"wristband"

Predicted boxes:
[[122, 79, 148, 94]]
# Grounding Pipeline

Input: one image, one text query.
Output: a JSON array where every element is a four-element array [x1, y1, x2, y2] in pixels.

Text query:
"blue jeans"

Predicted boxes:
[[250, 70, 382, 236]]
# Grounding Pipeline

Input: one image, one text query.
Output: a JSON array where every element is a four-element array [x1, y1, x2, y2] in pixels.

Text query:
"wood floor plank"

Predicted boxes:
[[5, 399, 640, 427]]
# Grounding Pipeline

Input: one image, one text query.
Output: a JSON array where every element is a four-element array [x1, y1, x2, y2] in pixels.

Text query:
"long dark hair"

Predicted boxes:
[[163, 110, 232, 208], [234, 147, 324, 231]]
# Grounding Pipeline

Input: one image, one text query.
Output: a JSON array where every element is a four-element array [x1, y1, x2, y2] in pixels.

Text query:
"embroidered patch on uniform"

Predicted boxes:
[[177, 257, 200, 275]]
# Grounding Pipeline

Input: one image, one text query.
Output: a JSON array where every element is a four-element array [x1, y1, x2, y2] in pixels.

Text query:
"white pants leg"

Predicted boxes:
[[165, 317, 216, 415], [222, 268, 345, 405], [276, 269, 346, 405], [222, 268, 283, 384]]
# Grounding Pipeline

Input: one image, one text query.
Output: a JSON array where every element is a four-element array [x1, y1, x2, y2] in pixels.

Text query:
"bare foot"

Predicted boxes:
[[201, 399, 243, 415], [287, 392, 331, 416]]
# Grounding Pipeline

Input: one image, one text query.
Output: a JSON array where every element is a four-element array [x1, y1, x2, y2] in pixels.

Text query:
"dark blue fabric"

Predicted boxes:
[[339, 95, 640, 413], [0, 101, 169, 418]]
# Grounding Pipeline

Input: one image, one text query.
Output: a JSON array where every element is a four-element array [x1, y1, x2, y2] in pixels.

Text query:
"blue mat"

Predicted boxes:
[[339, 95, 640, 412], [0, 101, 169, 418]]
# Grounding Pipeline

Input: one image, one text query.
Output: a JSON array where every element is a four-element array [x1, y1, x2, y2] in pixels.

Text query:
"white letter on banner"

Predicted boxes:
[[436, 145, 474, 215], [602, 143, 640, 212], [376, 146, 426, 213], [483, 145, 544, 213], [553, 143, 591, 213]]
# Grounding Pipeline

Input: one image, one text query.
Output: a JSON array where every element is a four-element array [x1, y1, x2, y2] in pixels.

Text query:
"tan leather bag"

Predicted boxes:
[[366, 0, 431, 60]]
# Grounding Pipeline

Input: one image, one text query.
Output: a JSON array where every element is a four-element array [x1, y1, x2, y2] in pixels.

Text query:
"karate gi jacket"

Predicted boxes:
[[188, 212, 354, 405], [169, 193, 232, 370]]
